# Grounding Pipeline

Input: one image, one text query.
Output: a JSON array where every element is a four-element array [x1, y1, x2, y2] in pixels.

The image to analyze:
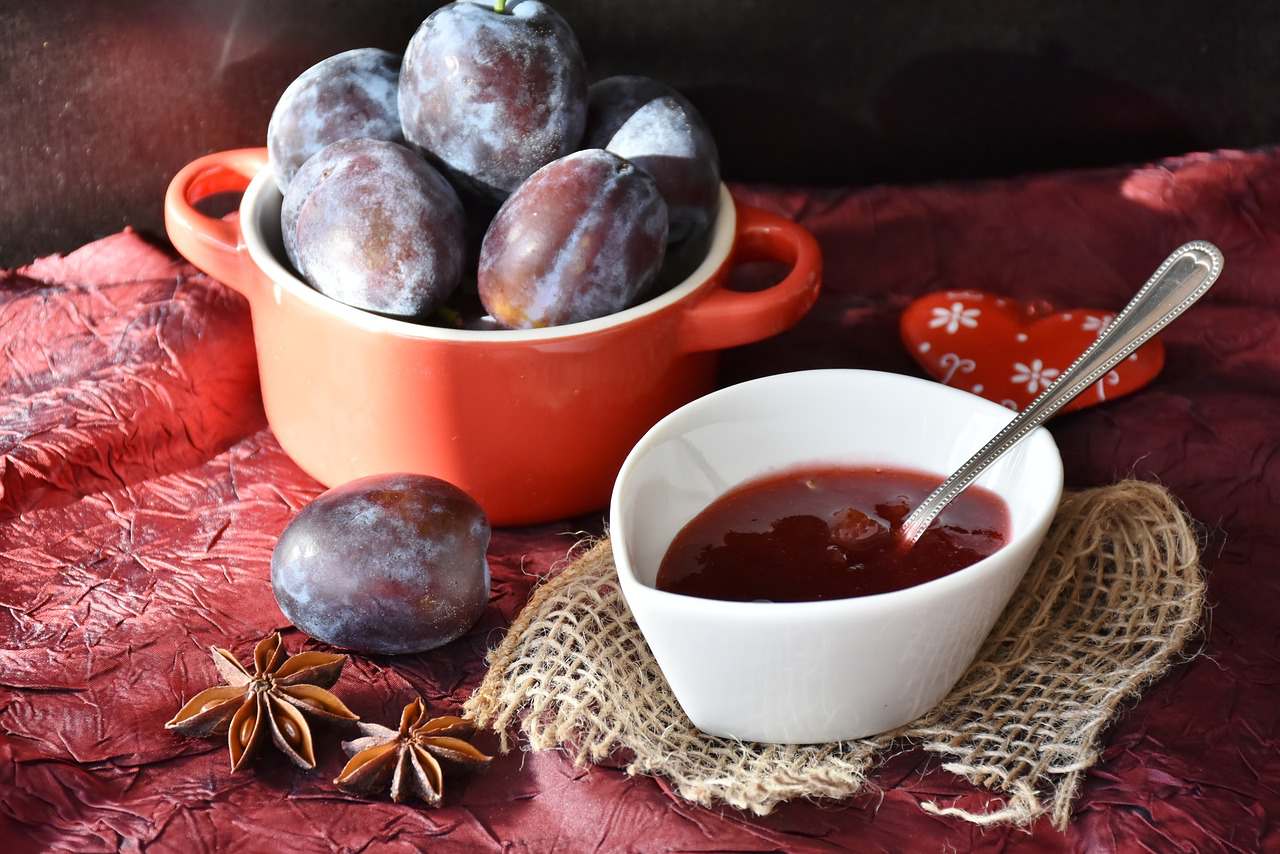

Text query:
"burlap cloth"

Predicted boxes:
[[465, 481, 1204, 829]]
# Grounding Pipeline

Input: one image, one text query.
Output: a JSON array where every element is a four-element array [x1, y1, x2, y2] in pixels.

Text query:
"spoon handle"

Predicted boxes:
[[898, 241, 1225, 546]]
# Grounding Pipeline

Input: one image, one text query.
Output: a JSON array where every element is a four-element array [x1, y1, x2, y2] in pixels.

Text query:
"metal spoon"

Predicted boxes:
[[897, 241, 1225, 547]]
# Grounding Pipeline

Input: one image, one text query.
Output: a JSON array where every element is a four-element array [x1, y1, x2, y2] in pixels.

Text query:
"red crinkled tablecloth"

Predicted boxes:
[[3, 149, 1279, 852]]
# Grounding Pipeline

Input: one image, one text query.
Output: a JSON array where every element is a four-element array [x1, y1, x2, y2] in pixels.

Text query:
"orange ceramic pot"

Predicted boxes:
[[165, 148, 821, 524]]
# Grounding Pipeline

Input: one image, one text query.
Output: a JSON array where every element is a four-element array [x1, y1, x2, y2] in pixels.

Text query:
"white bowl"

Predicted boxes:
[[609, 369, 1063, 743]]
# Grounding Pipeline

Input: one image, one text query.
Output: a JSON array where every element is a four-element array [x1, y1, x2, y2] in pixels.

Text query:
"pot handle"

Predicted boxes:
[[679, 202, 822, 353], [164, 147, 269, 297]]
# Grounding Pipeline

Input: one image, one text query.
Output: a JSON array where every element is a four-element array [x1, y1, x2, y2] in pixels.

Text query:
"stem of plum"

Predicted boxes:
[[494, 0, 507, 12]]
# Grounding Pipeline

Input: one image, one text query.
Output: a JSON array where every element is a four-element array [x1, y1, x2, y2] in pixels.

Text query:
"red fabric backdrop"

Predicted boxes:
[[2, 148, 1279, 851]]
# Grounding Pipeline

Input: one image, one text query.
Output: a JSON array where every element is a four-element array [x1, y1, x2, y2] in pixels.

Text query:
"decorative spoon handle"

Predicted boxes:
[[898, 240, 1225, 546]]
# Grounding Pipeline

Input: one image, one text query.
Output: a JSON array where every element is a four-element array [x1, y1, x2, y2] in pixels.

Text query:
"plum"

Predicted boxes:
[[268, 48, 403, 193], [584, 75, 721, 244], [271, 474, 491, 655], [478, 149, 668, 328], [286, 138, 465, 318], [399, 0, 587, 202]]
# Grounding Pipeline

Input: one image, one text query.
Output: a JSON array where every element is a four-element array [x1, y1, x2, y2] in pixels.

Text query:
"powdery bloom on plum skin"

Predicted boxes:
[[271, 475, 491, 655], [291, 139, 465, 317], [478, 150, 668, 328], [268, 48, 403, 192], [399, 0, 587, 200]]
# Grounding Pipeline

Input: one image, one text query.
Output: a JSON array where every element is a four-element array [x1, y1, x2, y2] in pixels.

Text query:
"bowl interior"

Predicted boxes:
[[612, 369, 1063, 590], [238, 170, 738, 343]]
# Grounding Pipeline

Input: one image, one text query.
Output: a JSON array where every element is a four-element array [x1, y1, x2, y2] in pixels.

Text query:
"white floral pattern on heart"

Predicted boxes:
[[928, 302, 981, 334], [1011, 359, 1059, 393], [902, 289, 1165, 415], [1082, 313, 1115, 335]]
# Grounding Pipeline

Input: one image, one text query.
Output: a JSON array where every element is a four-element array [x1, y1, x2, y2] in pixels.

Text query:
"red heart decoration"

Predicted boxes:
[[900, 290, 1164, 414]]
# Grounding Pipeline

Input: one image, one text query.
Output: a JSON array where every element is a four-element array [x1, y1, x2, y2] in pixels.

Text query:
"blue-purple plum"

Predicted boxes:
[[478, 149, 668, 328], [286, 139, 465, 318], [268, 48, 403, 193], [271, 474, 490, 655], [398, 1, 587, 202]]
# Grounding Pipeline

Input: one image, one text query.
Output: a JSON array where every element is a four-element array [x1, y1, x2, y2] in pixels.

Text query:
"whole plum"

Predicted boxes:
[[478, 149, 668, 328], [584, 75, 721, 244], [287, 138, 466, 317], [268, 48, 403, 193], [399, 0, 587, 202], [271, 474, 490, 655]]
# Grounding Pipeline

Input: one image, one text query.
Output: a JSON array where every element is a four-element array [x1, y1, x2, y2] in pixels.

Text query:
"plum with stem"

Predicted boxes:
[[399, 0, 588, 202]]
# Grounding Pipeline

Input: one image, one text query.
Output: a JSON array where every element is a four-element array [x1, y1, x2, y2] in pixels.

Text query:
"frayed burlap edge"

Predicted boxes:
[[465, 481, 1204, 829]]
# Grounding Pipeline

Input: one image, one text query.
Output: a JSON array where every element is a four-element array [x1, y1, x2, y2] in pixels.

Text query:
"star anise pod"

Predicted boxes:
[[165, 632, 358, 771], [334, 698, 491, 805]]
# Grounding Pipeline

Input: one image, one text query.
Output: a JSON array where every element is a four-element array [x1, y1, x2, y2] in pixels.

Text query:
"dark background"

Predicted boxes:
[[2, 0, 1277, 267]]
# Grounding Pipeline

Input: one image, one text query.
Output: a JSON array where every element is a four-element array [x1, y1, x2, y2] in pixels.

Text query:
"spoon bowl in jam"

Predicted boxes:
[[610, 368, 1063, 744]]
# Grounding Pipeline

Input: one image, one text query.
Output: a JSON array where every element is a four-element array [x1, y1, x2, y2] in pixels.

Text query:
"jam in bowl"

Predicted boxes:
[[609, 369, 1063, 743], [656, 464, 1010, 603]]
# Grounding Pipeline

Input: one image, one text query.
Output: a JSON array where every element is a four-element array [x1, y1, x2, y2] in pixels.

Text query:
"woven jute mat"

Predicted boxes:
[[465, 481, 1204, 829]]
